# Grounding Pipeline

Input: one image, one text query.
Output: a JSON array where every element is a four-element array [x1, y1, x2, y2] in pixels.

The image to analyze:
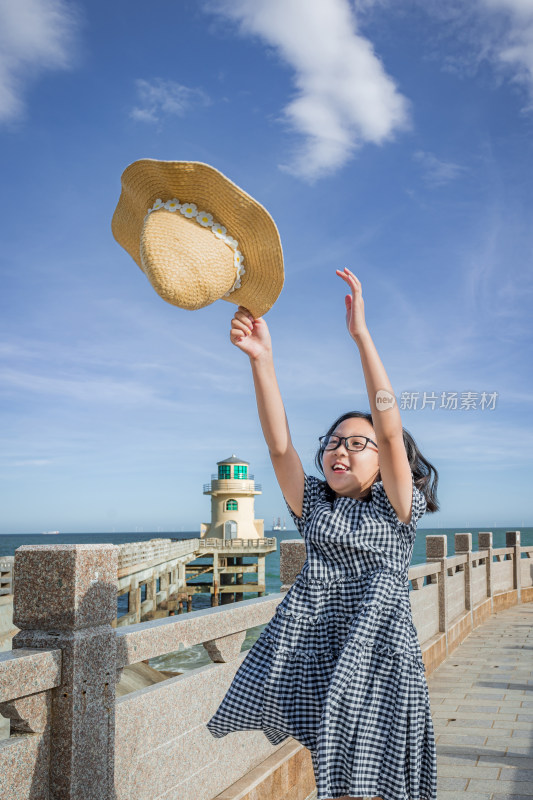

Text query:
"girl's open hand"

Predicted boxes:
[[230, 305, 272, 359], [336, 267, 369, 340]]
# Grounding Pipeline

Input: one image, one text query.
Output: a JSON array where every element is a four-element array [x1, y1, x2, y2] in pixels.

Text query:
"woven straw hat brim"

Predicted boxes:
[[111, 160, 284, 318]]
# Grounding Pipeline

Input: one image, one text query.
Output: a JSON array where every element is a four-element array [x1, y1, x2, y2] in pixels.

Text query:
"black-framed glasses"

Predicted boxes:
[[319, 434, 378, 452]]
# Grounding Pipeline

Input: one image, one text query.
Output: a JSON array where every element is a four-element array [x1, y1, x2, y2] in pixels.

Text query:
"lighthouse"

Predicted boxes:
[[201, 455, 264, 540]]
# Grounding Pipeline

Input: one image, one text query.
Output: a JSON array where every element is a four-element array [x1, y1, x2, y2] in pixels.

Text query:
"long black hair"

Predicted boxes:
[[314, 410, 439, 513]]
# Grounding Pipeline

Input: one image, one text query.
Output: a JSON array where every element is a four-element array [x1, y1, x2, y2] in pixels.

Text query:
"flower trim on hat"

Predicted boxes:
[[145, 199, 245, 296]]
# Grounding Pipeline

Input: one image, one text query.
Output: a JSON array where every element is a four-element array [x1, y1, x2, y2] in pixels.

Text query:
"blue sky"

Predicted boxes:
[[0, 0, 532, 534]]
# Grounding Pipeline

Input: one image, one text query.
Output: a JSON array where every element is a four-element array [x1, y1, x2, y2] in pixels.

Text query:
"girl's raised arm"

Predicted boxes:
[[230, 306, 305, 519], [337, 268, 414, 524]]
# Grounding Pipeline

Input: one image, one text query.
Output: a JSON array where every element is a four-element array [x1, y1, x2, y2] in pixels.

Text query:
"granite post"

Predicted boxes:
[[279, 539, 306, 592], [426, 534, 448, 638], [478, 531, 493, 603], [506, 530, 521, 603], [12, 544, 119, 800], [455, 532, 473, 612]]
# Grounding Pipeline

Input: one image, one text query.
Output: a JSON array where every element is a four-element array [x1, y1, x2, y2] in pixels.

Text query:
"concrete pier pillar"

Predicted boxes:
[[212, 552, 219, 606], [128, 581, 141, 623], [160, 571, 169, 606], [235, 556, 244, 601], [220, 557, 234, 604], [146, 573, 157, 615], [257, 555, 266, 597], [12, 543, 119, 800]]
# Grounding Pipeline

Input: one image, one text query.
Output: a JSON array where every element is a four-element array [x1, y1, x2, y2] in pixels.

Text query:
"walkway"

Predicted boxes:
[[427, 601, 533, 799]]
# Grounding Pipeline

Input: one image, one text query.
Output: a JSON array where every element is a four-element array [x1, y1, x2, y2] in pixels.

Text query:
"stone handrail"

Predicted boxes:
[[0, 648, 62, 704], [117, 538, 200, 570], [0, 558, 14, 596], [117, 537, 277, 570], [0, 531, 532, 800], [115, 593, 284, 668], [197, 537, 276, 548], [1, 539, 279, 586]]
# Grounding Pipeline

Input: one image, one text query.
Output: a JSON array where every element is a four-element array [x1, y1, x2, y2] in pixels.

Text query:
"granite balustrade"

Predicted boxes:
[[0, 532, 531, 800]]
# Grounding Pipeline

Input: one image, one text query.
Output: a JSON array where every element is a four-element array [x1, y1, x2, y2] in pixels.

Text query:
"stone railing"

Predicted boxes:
[[117, 537, 277, 571], [197, 537, 277, 549], [1, 539, 278, 589], [117, 538, 200, 570], [0, 558, 13, 596], [0, 532, 531, 800]]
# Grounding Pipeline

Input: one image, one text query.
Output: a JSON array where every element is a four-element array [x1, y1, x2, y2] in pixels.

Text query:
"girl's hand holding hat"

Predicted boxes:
[[336, 267, 369, 341], [230, 305, 272, 360]]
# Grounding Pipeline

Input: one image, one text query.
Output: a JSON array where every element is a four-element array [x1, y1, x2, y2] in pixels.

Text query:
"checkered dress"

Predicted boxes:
[[206, 472, 438, 800]]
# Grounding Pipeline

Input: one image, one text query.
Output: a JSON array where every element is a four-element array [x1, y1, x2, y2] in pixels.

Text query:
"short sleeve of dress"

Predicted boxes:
[[370, 473, 427, 542], [282, 472, 324, 537]]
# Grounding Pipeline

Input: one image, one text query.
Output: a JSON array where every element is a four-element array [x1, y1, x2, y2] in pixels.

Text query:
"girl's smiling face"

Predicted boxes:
[[322, 417, 380, 500]]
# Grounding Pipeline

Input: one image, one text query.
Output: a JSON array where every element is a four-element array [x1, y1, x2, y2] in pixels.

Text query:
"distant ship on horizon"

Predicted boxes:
[[42, 531, 59, 535], [272, 517, 286, 531]]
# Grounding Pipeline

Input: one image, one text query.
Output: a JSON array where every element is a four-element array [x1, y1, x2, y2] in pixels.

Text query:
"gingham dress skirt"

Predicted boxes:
[[206, 473, 438, 800]]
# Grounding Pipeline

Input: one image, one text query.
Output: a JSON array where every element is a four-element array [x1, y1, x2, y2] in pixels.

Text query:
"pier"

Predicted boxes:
[[116, 535, 276, 626], [1, 535, 276, 635], [0, 530, 532, 800]]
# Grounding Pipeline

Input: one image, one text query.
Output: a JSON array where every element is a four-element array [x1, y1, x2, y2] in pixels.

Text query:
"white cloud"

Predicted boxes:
[[0, 366, 182, 409], [354, 0, 533, 109], [130, 78, 210, 123], [413, 150, 467, 186], [0, 0, 79, 123], [204, 0, 410, 180], [481, 0, 533, 17], [478, 0, 533, 106], [409, 0, 533, 108], [460, 200, 533, 344]]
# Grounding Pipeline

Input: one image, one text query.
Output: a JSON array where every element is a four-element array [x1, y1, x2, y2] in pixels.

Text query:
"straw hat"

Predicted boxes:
[[111, 159, 284, 318]]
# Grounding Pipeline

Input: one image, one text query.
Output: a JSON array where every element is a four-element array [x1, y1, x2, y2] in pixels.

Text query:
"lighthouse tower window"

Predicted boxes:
[[226, 499, 238, 511], [234, 465, 248, 479], [218, 464, 231, 479]]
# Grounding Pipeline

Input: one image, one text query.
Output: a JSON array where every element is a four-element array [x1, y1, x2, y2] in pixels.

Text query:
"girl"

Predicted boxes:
[[206, 268, 439, 800]]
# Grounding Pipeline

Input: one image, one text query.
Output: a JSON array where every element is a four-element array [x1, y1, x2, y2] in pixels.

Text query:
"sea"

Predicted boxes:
[[2, 526, 531, 676]]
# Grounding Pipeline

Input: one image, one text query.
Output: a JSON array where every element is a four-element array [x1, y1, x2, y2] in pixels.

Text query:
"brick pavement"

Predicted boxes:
[[427, 601, 533, 799]]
